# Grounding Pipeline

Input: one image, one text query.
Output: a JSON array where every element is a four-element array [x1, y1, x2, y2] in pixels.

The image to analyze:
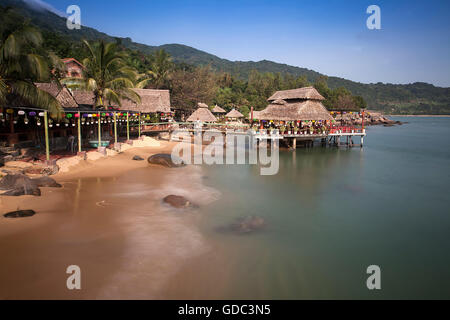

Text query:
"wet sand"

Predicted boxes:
[[0, 141, 219, 299]]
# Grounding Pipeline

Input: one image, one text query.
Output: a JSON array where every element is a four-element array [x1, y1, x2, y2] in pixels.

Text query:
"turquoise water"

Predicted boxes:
[[195, 117, 450, 299]]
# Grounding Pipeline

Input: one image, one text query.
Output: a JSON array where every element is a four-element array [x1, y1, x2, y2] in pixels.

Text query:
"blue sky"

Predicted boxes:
[[39, 0, 450, 87]]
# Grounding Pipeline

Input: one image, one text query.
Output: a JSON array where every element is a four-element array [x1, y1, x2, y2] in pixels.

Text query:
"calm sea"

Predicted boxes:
[[191, 117, 450, 299]]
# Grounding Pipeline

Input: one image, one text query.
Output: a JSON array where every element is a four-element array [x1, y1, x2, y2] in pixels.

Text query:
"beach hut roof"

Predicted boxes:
[[197, 102, 209, 109], [35, 83, 78, 109], [248, 110, 262, 120], [71, 88, 171, 113], [187, 105, 217, 122], [212, 105, 226, 113], [72, 90, 96, 106], [256, 100, 333, 121], [226, 108, 244, 118], [268, 87, 325, 101], [119, 89, 171, 113]]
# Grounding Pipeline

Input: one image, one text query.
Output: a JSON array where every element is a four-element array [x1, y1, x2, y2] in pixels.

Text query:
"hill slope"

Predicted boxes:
[[2, 0, 449, 114]]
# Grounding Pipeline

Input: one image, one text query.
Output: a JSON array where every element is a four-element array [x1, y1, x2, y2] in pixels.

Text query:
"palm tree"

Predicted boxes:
[[0, 23, 62, 116], [149, 49, 173, 89], [64, 40, 140, 108]]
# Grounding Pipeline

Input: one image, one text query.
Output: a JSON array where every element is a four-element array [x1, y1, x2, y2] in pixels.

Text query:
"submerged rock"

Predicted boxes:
[[218, 216, 267, 235], [2, 187, 41, 196], [163, 195, 193, 209], [148, 154, 186, 168], [4, 210, 36, 218], [132, 155, 145, 161]]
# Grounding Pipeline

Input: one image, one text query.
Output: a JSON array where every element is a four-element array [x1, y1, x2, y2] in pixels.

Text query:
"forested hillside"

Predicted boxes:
[[1, 0, 449, 114]]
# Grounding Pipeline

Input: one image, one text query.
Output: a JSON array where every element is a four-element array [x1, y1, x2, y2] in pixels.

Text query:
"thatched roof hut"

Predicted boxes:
[[35, 83, 78, 109], [268, 86, 325, 102], [71, 88, 171, 113], [255, 87, 332, 121], [226, 108, 244, 118], [187, 104, 217, 122], [212, 105, 226, 113], [257, 99, 333, 121]]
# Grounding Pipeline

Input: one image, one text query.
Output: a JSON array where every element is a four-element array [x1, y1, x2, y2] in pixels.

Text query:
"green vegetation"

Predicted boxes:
[[1, 0, 449, 115], [63, 40, 140, 108], [0, 6, 61, 116]]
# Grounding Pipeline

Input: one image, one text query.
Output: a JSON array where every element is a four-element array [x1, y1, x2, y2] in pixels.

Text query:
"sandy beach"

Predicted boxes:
[[0, 139, 221, 299]]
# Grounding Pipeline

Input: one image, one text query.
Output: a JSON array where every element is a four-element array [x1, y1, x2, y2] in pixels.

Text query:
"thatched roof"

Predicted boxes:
[[211, 105, 226, 113], [120, 89, 171, 113], [187, 105, 217, 122], [226, 108, 244, 118], [249, 110, 262, 120], [198, 102, 209, 109], [35, 83, 78, 109], [72, 90, 95, 106], [268, 86, 325, 101], [71, 88, 171, 113], [256, 100, 333, 121]]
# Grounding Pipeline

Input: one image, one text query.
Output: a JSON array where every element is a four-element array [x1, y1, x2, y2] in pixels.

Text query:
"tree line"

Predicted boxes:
[[1, 5, 367, 118]]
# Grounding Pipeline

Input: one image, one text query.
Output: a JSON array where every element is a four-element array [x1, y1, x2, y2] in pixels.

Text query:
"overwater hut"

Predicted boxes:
[[257, 87, 333, 122], [186, 103, 217, 122], [226, 108, 244, 121]]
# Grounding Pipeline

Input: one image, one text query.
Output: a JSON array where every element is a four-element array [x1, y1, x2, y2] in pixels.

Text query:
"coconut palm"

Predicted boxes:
[[64, 40, 140, 108], [149, 49, 173, 89], [0, 23, 62, 116]]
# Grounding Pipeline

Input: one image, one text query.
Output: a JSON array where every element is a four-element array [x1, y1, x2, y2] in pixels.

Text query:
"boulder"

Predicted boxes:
[[3, 210, 36, 218], [132, 155, 145, 161], [0, 173, 60, 197], [163, 195, 192, 208], [218, 216, 267, 234], [148, 154, 186, 168], [32, 176, 62, 188]]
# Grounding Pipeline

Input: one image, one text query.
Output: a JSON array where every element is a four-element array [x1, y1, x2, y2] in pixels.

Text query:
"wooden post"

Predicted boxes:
[[98, 112, 101, 149], [126, 112, 130, 141], [77, 111, 81, 153], [44, 111, 50, 161], [293, 138, 297, 149], [138, 112, 141, 138], [114, 112, 118, 144]]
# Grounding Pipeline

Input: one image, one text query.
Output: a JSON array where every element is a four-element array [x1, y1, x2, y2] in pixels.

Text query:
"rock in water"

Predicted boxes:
[[2, 187, 41, 196], [148, 154, 186, 168], [32, 176, 62, 188], [132, 155, 145, 161], [163, 195, 192, 208], [4, 210, 36, 218], [217, 216, 267, 234]]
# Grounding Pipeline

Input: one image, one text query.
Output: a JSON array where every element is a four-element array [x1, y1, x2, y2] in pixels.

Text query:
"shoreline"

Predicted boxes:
[[0, 138, 217, 299], [389, 114, 450, 117]]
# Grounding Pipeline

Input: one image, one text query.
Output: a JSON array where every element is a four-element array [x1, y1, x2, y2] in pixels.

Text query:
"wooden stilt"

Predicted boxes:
[[98, 112, 101, 149], [114, 112, 118, 144], [44, 111, 50, 161], [126, 112, 130, 141], [77, 111, 81, 153]]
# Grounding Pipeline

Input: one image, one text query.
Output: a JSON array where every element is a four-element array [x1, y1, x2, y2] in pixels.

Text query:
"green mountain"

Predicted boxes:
[[2, 0, 450, 114]]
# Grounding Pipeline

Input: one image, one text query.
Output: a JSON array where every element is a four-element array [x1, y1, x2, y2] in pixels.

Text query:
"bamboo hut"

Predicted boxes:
[[187, 103, 217, 122], [257, 87, 333, 121]]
